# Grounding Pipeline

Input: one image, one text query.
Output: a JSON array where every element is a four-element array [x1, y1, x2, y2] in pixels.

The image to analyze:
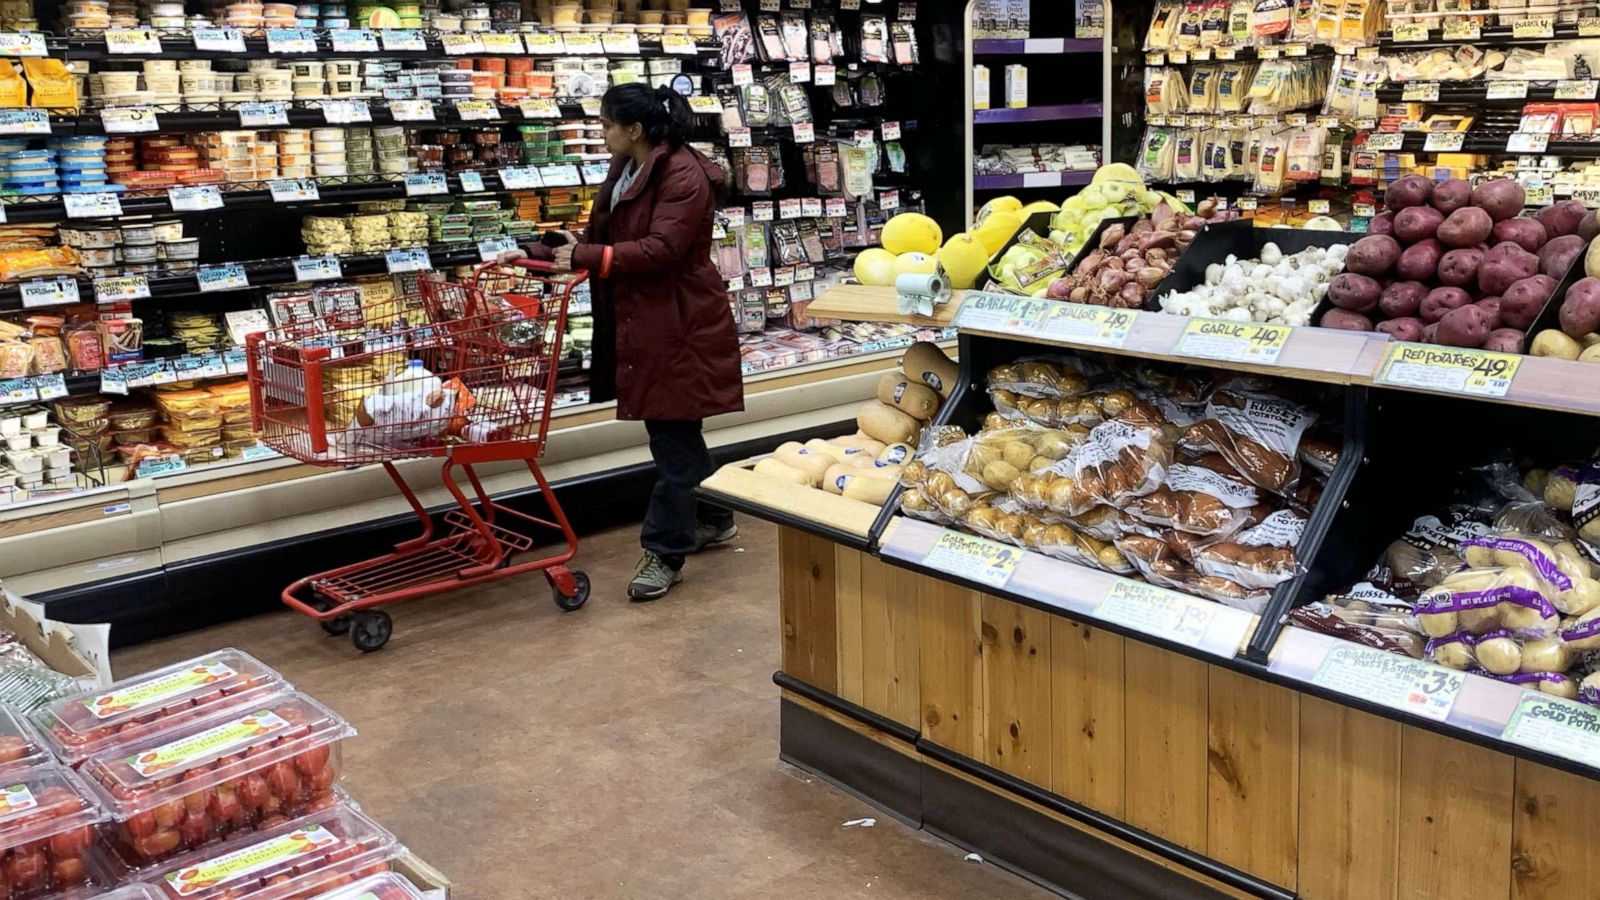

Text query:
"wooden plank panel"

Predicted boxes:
[[978, 594, 1053, 783], [1297, 697, 1401, 900], [1397, 727, 1514, 900], [833, 545, 865, 706], [873, 560, 923, 729], [1049, 619, 1126, 817], [776, 527, 837, 692], [1122, 641, 1209, 851], [917, 576, 984, 759], [1206, 668, 1298, 888], [1512, 760, 1600, 900]]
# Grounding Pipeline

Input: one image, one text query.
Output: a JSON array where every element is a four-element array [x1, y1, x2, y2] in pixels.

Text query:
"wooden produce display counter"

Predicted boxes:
[[708, 286, 1600, 900]]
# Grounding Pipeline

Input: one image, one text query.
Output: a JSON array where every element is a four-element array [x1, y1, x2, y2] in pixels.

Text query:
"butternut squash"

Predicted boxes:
[[856, 400, 920, 446], [773, 445, 832, 486], [875, 372, 941, 420], [902, 341, 958, 398], [843, 474, 896, 505], [753, 458, 811, 486]]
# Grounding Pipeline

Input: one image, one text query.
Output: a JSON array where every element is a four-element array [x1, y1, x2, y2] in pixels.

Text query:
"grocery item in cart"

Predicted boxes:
[[349, 360, 457, 449], [79, 690, 354, 866], [0, 762, 110, 897], [137, 802, 399, 899], [32, 650, 287, 767]]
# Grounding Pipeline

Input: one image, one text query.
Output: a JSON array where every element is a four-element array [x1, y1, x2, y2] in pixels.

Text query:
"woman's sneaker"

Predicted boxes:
[[628, 552, 682, 601], [695, 522, 738, 550]]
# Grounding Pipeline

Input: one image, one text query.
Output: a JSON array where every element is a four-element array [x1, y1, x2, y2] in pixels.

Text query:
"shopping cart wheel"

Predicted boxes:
[[553, 571, 590, 611], [307, 594, 352, 636], [350, 610, 393, 653]]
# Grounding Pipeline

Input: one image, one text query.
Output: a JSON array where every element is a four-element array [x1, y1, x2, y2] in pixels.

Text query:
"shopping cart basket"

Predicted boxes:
[[246, 259, 589, 652]]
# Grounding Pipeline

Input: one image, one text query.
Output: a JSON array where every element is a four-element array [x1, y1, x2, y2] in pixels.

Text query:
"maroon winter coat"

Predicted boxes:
[[530, 142, 743, 422]]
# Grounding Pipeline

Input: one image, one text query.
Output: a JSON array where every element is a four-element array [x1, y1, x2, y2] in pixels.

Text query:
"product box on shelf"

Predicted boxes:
[[132, 801, 398, 899], [32, 649, 289, 767], [77, 689, 353, 866], [0, 762, 111, 897]]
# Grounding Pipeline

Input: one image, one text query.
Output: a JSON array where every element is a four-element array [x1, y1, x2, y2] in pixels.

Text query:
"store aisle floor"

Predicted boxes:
[[114, 517, 1051, 900]]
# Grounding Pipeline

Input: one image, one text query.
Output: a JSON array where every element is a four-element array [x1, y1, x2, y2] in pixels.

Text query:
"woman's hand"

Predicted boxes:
[[552, 243, 575, 272]]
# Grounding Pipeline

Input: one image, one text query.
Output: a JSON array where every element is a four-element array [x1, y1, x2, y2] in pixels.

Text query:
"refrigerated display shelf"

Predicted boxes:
[[974, 102, 1103, 125], [973, 37, 1102, 55], [972, 170, 1094, 191]]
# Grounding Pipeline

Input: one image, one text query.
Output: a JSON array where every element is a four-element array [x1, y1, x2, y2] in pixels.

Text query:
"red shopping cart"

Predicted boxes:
[[246, 259, 588, 652]]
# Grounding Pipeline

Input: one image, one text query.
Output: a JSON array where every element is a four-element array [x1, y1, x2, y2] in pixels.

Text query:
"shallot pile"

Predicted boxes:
[[1045, 200, 1235, 308]]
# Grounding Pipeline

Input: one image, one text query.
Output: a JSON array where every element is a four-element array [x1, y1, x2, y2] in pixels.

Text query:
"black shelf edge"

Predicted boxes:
[[1378, 23, 1591, 51], [54, 31, 721, 61]]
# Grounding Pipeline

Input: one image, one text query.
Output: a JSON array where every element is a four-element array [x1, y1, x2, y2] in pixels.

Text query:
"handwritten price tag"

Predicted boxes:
[[269, 179, 319, 202], [1583, 15, 1600, 36], [1556, 80, 1598, 100], [1375, 342, 1522, 397], [385, 247, 432, 273], [815, 64, 836, 85], [265, 28, 317, 53], [455, 99, 498, 121], [389, 99, 434, 122], [1503, 694, 1600, 767], [1508, 132, 1550, 153], [0, 109, 48, 135], [105, 28, 161, 54], [1486, 80, 1528, 100], [1425, 131, 1465, 152], [1176, 318, 1292, 364], [191, 27, 244, 52], [687, 95, 722, 115], [1402, 81, 1439, 102], [1037, 304, 1138, 348], [0, 32, 44, 57], [458, 171, 484, 192], [19, 278, 79, 309], [330, 29, 378, 52], [1096, 581, 1222, 649], [101, 107, 158, 134], [64, 192, 123, 219], [93, 275, 149, 303], [923, 529, 1022, 589], [379, 29, 425, 51], [168, 185, 223, 211], [440, 33, 483, 54], [953, 292, 1051, 333], [1512, 16, 1554, 38], [292, 256, 342, 282], [520, 98, 560, 119], [1442, 18, 1480, 40], [238, 101, 288, 127], [481, 33, 523, 53], [1313, 644, 1464, 722], [197, 263, 248, 293], [525, 33, 564, 53], [1392, 21, 1429, 41], [1366, 132, 1405, 151], [321, 100, 371, 124]]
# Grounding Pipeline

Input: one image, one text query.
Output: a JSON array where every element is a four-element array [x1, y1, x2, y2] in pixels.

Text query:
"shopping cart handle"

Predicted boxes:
[[505, 258, 563, 272]]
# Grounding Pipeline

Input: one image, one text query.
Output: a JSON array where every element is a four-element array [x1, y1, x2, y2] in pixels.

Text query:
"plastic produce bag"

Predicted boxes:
[[1180, 387, 1318, 493], [1043, 414, 1174, 516]]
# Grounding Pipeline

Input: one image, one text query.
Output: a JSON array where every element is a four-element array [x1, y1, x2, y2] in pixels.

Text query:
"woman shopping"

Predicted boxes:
[[508, 82, 744, 601]]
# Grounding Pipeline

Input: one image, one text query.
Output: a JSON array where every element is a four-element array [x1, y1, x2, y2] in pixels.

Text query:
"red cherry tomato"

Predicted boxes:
[[208, 788, 240, 824], [5, 848, 46, 890], [47, 824, 91, 858], [124, 810, 157, 840], [50, 854, 87, 887], [257, 814, 289, 829], [260, 793, 282, 816], [184, 788, 211, 818], [266, 763, 299, 801], [178, 810, 211, 849], [303, 792, 341, 814], [132, 828, 182, 860], [238, 774, 271, 809], [305, 763, 336, 794]]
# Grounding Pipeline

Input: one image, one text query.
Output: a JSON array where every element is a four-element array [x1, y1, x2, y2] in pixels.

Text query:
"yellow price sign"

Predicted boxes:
[[923, 529, 1022, 589], [1096, 580, 1220, 649], [1526, 183, 1554, 205], [1175, 318, 1292, 364], [525, 33, 564, 52], [1581, 15, 1600, 36], [520, 98, 560, 119], [687, 95, 723, 114], [1036, 304, 1138, 348], [481, 33, 523, 53], [1512, 16, 1554, 38], [1375, 342, 1523, 398], [1392, 21, 1430, 41], [1442, 18, 1480, 40]]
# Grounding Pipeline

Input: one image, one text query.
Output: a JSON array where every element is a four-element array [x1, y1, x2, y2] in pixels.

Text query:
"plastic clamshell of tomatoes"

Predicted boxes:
[[77, 691, 355, 868], [141, 801, 399, 900], [0, 707, 52, 777], [32, 650, 288, 767], [299, 872, 429, 900], [0, 762, 112, 899]]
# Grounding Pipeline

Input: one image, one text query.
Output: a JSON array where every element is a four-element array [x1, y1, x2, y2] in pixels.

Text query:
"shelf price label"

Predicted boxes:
[[1353, 201, 1376, 216], [1392, 21, 1429, 41], [379, 29, 425, 52], [388, 99, 434, 122], [1313, 644, 1464, 722], [100, 107, 158, 134], [197, 263, 249, 293], [321, 100, 371, 124], [825, 197, 848, 218], [1402, 81, 1439, 102], [727, 127, 752, 148], [481, 33, 523, 54], [1486, 80, 1528, 100], [1424, 131, 1465, 152], [879, 188, 901, 210], [1503, 694, 1600, 767], [330, 29, 378, 52], [1512, 16, 1554, 38], [292, 255, 342, 282], [579, 98, 602, 117], [540, 163, 581, 187], [751, 200, 774, 222], [237, 101, 288, 127], [454, 99, 498, 121], [224, 348, 248, 374], [265, 28, 316, 53], [192, 27, 244, 52], [0, 33, 45, 57], [477, 236, 517, 262], [385, 247, 432, 273], [63, 192, 123, 219], [1442, 18, 1480, 40], [168, 185, 223, 211], [1096, 581, 1225, 650], [93, 274, 150, 303], [789, 61, 811, 83], [0, 378, 38, 405], [269, 179, 319, 203], [1508, 132, 1550, 153], [98, 368, 127, 395], [687, 95, 722, 115], [1365, 131, 1405, 151], [403, 172, 447, 196], [440, 33, 484, 54], [923, 529, 1021, 590], [814, 64, 837, 86], [602, 33, 640, 55], [801, 197, 823, 217], [498, 166, 543, 190], [520, 98, 560, 119], [458, 171, 484, 192], [881, 120, 902, 141], [1526, 182, 1554, 205], [1037, 304, 1137, 349], [105, 28, 160, 54], [1556, 80, 1598, 100], [1175, 318, 1292, 365], [34, 372, 65, 401], [1574, 186, 1600, 208], [0, 109, 49, 135], [563, 33, 601, 54], [1582, 15, 1600, 36], [954, 292, 1051, 334], [19, 278, 79, 309], [580, 162, 609, 185], [662, 34, 697, 54], [731, 63, 754, 87], [525, 33, 564, 53], [1375, 342, 1522, 397]]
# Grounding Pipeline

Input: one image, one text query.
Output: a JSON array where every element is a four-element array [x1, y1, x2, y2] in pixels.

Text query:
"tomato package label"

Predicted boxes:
[[0, 783, 37, 821], [85, 660, 238, 720], [128, 710, 290, 778], [162, 824, 340, 895]]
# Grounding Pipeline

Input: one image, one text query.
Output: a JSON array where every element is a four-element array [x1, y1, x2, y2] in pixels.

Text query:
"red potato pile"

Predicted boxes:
[[1318, 176, 1595, 352], [1046, 200, 1236, 308]]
